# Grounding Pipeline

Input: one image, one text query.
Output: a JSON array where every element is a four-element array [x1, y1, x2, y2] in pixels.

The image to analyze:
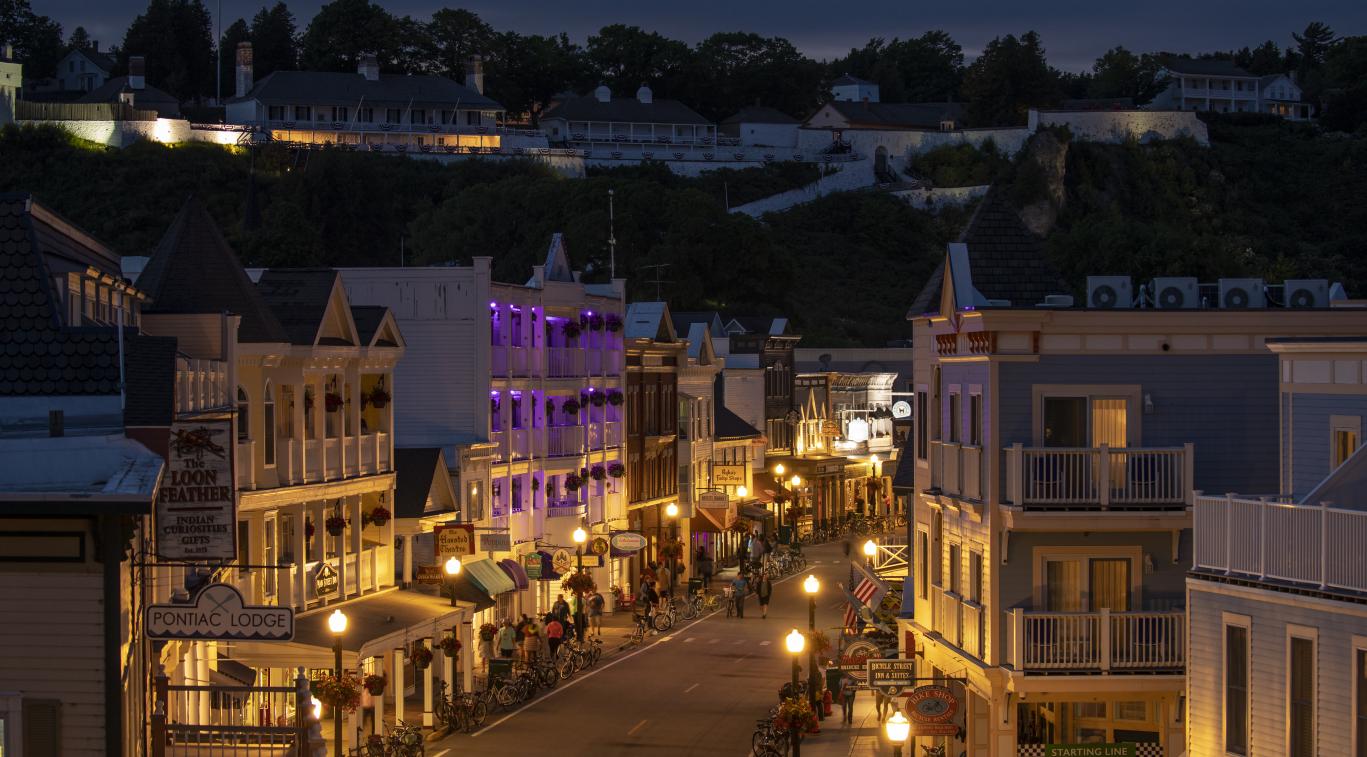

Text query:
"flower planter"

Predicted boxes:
[[410, 642, 433, 670], [368, 507, 391, 527], [362, 674, 386, 696], [325, 516, 347, 536], [324, 392, 344, 413]]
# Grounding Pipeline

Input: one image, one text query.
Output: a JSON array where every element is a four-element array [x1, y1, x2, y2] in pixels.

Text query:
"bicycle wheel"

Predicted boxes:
[[494, 682, 518, 708], [538, 663, 559, 689], [680, 600, 698, 620], [590, 642, 602, 665], [556, 655, 575, 680], [471, 697, 489, 727], [652, 612, 674, 632]]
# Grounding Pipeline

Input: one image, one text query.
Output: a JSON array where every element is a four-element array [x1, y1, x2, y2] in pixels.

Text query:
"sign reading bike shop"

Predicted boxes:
[[156, 421, 236, 561], [905, 684, 960, 737], [146, 583, 294, 641]]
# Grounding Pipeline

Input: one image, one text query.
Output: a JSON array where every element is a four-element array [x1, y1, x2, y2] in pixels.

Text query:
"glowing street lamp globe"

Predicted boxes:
[[774, 463, 785, 477], [572, 526, 588, 544], [737, 485, 748, 498], [444, 556, 462, 575], [886, 710, 911, 742], [863, 539, 877, 558], [327, 609, 348, 636], [785, 628, 806, 654], [790, 475, 802, 488], [665, 502, 679, 518], [803, 574, 819, 595]]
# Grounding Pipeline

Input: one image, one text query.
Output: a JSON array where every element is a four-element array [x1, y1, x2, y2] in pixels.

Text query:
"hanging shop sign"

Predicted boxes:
[[836, 638, 881, 677], [866, 659, 917, 695], [146, 583, 294, 641], [906, 684, 960, 736], [435, 524, 475, 560], [551, 548, 575, 575], [313, 562, 339, 598], [711, 464, 747, 487], [479, 532, 511, 552], [156, 421, 235, 561], [609, 531, 647, 553], [1043, 745, 1136, 757], [523, 554, 543, 580], [891, 400, 912, 419], [415, 565, 444, 585], [589, 536, 610, 557]]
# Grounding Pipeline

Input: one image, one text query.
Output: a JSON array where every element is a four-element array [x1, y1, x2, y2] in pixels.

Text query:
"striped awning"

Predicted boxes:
[[498, 558, 529, 590], [464, 558, 517, 595]]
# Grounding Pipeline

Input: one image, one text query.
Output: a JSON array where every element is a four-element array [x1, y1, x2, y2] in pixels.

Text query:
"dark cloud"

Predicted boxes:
[[44, 0, 1367, 73]]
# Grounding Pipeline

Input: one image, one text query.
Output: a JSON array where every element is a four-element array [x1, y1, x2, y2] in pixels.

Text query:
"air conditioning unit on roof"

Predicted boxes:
[[1087, 276, 1132, 309], [1283, 279, 1329, 308], [1219, 278, 1266, 309], [1152, 277, 1199, 309]]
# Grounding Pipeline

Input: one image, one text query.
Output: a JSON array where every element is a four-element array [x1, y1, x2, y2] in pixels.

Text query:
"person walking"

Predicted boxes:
[[545, 614, 564, 660], [839, 674, 858, 725], [588, 589, 605, 636], [696, 546, 714, 590], [551, 594, 570, 628], [569, 590, 586, 641], [496, 620, 517, 659], [874, 689, 891, 721], [730, 572, 749, 618], [656, 561, 673, 598], [755, 571, 774, 619], [521, 615, 540, 662]]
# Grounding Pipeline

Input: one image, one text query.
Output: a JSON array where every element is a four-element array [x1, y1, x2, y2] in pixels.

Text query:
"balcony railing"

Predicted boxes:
[[1006, 608, 1185, 672], [1194, 493, 1367, 593], [546, 499, 587, 518], [1004, 443, 1192, 510], [489, 430, 506, 461], [547, 348, 583, 378], [491, 346, 529, 377], [928, 441, 986, 500], [546, 426, 585, 457], [235, 441, 255, 490], [175, 357, 230, 413]]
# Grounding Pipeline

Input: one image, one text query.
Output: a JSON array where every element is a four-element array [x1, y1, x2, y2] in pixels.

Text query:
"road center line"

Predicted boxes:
[[627, 719, 648, 736], [684, 682, 700, 693], [759, 640, 771, 646], [430, 751, 449, 757], [684, 637, 696, 643]]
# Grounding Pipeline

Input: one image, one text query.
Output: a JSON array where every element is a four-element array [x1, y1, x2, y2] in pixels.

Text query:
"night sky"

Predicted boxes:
[[43, 0, 1367, 72]]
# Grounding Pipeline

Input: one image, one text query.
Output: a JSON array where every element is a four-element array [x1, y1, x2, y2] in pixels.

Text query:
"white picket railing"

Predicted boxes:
[[546, 425, 585, 457], [1004, 443, 1192, 509], [547, 348, 583, 378], [928, 441, 985, 501], [1193, 493, 1367, 593], [1007, 608, 1185, 672]]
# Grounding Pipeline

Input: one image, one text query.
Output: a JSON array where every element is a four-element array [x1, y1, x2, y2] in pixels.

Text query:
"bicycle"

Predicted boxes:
[[619, 612, 648, 650], [368, 720, 424, 756], [652, 597, 676, 632], [680, 592, 701, 620], [697, 591, 723, 613]]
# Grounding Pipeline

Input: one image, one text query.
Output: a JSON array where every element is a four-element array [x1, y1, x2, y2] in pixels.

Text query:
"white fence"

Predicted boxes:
[[1006, 608, 1185, 672], [1004, 444, 1192, 509]]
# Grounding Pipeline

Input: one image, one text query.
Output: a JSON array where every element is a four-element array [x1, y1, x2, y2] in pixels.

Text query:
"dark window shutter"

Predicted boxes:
[[22, 698, 61, 757]]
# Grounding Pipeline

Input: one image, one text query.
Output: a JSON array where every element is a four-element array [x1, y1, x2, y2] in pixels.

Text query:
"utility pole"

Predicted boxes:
[[215, 0, 222, 104], [639, 263, 672, 301], [607, 189, 617, 280]]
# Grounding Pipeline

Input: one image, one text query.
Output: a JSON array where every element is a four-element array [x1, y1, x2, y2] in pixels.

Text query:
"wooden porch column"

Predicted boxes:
[[461, 619, 474, 694], [348, 364, 362, 473], [392, 647, 405, 724], [421, 638, 434, 727], [350, 495, 364, 595], [442, 627, 455, 693], [293, 505, 307, 609], [373, 653, 385, 736]]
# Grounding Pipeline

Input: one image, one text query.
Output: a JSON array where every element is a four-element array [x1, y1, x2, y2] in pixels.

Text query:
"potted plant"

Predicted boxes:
[[325, 515, 347, 536], [579, 391, 591, 407], [561, 571, 596, 595], [437, 633, 462, 657], [561, 399, 581, 416], [605, 313, 622, 333], [608, 462, 625, 479], [303, 388, 315, 412], [774, 696, 817, 733], [478, 623, 498, 642], [589, 464, 607, 482], [368, 506, 391, 527], [312, 673, 362, 713], [590, 392, 606, 407], [607, 390, 624, 406], [587, 313, 605, 331], [658, 539, 683, 560], [410, 642, 433, 670], [564, 473, 583, 492], [362, 674, 387, 696], [368, 385, 391, 409], [807, 629, 832, 656], [531, 477, 540, 492], [324, 391, 345, 413]]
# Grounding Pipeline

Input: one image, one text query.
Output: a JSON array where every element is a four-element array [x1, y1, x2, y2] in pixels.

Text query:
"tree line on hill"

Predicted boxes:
[[3, 0, 1366, 130]]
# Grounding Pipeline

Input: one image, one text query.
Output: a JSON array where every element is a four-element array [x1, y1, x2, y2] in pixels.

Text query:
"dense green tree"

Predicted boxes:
[[120, 0, 216, 99], [299, 0, 400, 72], [1321, 36, 1367, 133], [1088, 47, 1165, 105], [830, 32, 963, 104], [961, 31, 1059, 126], [1246, 41, 1284, 75], [1292, 21, 1337, 101], [425, 8, 496, 81], [0, 0, 64, 79], [680, 32, 823, 120], [585, 24, 691, 97], [249, 2, 298, 79], [66, 26, 92, 52], [486, 32, 589, 122]]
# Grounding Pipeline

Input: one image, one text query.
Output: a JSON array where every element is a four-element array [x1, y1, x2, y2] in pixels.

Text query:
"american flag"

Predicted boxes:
[[842, 560, 887, 630]]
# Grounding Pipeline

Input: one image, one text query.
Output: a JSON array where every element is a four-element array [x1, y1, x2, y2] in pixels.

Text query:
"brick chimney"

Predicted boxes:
[[235, 42, 253, 98], [464, 55, 484, 95], [358, 53, 379, 82], [128, 56, 146, 90]]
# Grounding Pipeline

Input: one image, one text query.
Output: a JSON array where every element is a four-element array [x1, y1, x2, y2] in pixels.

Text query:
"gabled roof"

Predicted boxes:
[[231, 70, 502, 111], [684, 322, 717, 364], [625, 301, 676, 342], [138, 198, 290, 344], [832, 74, 874, 87], [1159, 57, 1255, 78], [906, 189, 1068, 317], [725, 316, 791, 336], [350, 305, 402, 347], [1300, 443, 1367, 510], [60, 47, 117, 74], [393, 447, 456, 519], [255, 269, 358, 347], [713, 380, 761, 440], [542, 233, 575, 283], [722, 106, 799, 125], [78, 77, 181, 118], [812, 101, 964, 130], [542, 94, 711, 126], [672, 311, 725, 338]]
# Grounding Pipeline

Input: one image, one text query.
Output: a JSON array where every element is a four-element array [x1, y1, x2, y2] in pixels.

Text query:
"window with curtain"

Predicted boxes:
[[1089, 558, 1130, 611], [237, 387, 250, 442], [1045, 559, 1083, 611], [1334, 426, 1360, 469], [1225, 625, 1249, 755], [1290, 636, 1315, 757], [263, 383, 276, 466], [1090, 398, 1128, 448]]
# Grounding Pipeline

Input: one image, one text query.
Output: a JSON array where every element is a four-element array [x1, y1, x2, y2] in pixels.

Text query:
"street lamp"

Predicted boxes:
[[785, 628, 806, 757], [772, 464, 787, 532], [664, 502, 680, 594], [572, 526, 587, 638], [737, 485, 748, 498], [803, 575, 821, 721], [443, 556, 462, 607], [327, 609, 348, 757], [885, 710, 910, 757]]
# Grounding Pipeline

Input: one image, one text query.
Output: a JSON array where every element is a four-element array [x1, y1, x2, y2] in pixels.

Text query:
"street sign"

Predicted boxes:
[[712, 464, 747, 487], [906, 684, 960, 736], [146, 583, 294, 641], [479, 532, 511, 552], [551, 548, 574, 574], [1044, 745, 1136, 757], [523, 554, 542, 580], [866, 658, 916, 694], [415, 565, 443, 585], [892, 400, 912, 419], [435, 524, 474, 559], [156, 421, 236, 560], [313, 563, 339, 598]]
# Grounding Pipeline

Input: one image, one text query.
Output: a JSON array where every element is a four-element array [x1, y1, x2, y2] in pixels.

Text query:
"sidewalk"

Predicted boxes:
[[798, 689, 904, 757]]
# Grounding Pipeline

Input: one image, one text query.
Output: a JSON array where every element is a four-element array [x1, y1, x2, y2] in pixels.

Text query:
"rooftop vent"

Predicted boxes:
[[1037, 294, 1074, 308], [1219, 278, 1265, 309], [636, 85, 653, 104], [1087, 276, 1132, 309], [1283, 279, 1328, 308], [1152, 277, 1198, 309]]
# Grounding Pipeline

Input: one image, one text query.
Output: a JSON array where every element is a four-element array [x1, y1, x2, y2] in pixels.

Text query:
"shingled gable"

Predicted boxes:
[[393, 447, 456, 519], [905, 189, 1068, 318], [543, 233, 575, 283], [625, 301, 676, 342], [255, 269, 360, 347], [137, 198, 289, 343], [351, 305, 402, 348]]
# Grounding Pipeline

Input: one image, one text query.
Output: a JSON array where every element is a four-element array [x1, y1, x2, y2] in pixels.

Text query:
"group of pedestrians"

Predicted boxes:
[[490, 589, 606, 662]]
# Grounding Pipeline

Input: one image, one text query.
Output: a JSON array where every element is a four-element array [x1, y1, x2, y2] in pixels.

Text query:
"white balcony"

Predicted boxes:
[[509, 429, 530, 459], [491, 346, 530, 377], [546, 498, 587, 518], [235, 441, 255, 490], [1004, 443, 1192, 510], [928, 441, 986, 500], [1194, 494, 1367, 593], [489, 430, 506, 461], [1006, 608, 1185, 672], [587, 421, 623, 450], [547, 348, 584, 378], [175, 357, 230, 413], [586, 349, 623, 376], [546, 425, 585, 458], [605, 421, 623, 447]]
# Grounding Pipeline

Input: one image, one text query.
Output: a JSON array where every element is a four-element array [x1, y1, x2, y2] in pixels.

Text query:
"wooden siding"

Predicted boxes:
[[1283, 392, 1367, 496], [1188, 578, 1367, 757]]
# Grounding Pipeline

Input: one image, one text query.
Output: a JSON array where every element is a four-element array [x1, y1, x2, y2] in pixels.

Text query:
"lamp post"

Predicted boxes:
[[785, 628, 806, 757], [665, 502, 680, 593], [803, 574, 822, 722], [773, 464, 786, 531], [573, 526, 587, 639], [327, 609, 348, 757], [885, 710, 910, 757], [790, 474, 802, 541], [443, 556, 462, 607], [863, 538, 877, 572]]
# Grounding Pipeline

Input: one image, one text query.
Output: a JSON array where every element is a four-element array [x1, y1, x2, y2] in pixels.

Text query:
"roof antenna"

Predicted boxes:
[[607, 189, 617, 280]]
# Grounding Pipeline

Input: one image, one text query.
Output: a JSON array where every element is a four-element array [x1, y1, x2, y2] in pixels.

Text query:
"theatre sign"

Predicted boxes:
[[146, 583, 294, 641]]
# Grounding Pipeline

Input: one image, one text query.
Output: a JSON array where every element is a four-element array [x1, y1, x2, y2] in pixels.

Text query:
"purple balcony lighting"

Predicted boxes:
[[586, 311, 593, 316], [489, 301, 497, 308], [490, 390, 500, 397]]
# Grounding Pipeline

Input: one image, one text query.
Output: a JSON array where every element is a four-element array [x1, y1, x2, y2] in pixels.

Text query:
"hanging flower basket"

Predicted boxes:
[[590, 392, 606, 407], [531, 477, 541, 492], [325, 515, 348, 536], [362, 674, 387, 696], [367, 387, 391, 409], [807, 629, 832, 656], [437, 634, 462, 657], [324, 392, 345, 413], [303, 390, 315, 412], [561, 571, 596, 595], [579, 392, 591, 407], [607, 390, 624, 406], [605, 313, 623, 333], [544, 398, 556, 416], [590, 464, 607, 482], [658, 539, 684, 560], [368, 506, 391, 526], [561, 321, 582, 339], [564, 473, 583, 492], [587, 313, 605, 331], [305, 520, 315, 538], [608, 462, 625, 479], [410, 642, 433, 670], [774, 696, 817, 732], [478, 623, 498, 642], [561, 399, 581, 416], [312, 673, 362, 713]]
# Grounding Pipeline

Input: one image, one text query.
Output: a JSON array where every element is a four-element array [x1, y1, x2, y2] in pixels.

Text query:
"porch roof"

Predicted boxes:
[[291, 588, 462, 656]]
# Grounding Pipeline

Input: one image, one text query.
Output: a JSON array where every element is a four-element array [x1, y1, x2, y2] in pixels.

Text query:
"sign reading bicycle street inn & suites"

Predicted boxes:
[[156, 421, 235, 560]]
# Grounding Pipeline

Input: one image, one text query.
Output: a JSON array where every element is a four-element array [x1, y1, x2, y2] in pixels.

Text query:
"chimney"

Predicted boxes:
[[128, 55, 146, 90], [92, 40, 99, 52], [594, 84, 611, 103], [636, 85, 653, 104], [358, 53, 379, 82], [235, 41, 253, 98], [464, 55, 484, 95]]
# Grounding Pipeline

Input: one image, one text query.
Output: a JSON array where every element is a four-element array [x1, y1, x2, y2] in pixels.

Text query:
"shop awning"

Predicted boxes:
[[754, 485, 793, 504], [449, 573, 496, 611], [221, 640, 360, 671], [691, 506, 727, 533], [291, 589, 462, 654], [741, 504, 776, 521], [498, 559, 529, 590], [464, 557, 517, 596]]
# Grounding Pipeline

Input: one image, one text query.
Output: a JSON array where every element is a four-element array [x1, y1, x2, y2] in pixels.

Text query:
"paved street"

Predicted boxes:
[[430, 540, 866, 756]]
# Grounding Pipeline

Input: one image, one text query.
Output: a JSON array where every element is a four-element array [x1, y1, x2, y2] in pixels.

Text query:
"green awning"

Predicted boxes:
[[449, 573, 496, 611], [464, 557, 516, 596]]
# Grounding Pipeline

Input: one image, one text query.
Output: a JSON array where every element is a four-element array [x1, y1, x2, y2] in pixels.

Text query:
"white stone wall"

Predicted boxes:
[[728, 158, 875, 217], [891, 184, 990, 213], [735, 123, 799, 148], [1028, 109, 1210, 146]]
